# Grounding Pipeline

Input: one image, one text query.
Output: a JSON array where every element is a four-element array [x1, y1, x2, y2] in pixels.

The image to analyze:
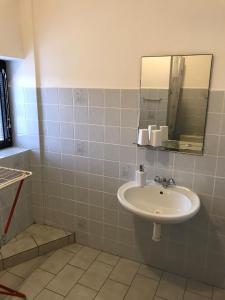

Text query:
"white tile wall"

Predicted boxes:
[[5, 87, 225, 288], [36, 87, 225, 288]]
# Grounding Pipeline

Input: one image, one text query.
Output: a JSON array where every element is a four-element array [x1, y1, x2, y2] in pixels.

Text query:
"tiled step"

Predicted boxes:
[[0, 224, 75, 269]]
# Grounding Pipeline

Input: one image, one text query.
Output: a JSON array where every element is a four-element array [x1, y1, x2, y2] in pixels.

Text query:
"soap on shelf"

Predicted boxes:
[[148, 125, 157, 145], [151, 129, 162, 147], [138, 129, 149, 145]]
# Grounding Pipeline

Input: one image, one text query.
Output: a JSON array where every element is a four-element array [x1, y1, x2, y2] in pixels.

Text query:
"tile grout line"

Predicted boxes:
[[120, 260, 141, 299], [153, 271, 164, 300], [39, 247, 75, 274], [22, 266, 57, 300], [91, 252, 130, 299], [182, 277, 188, 300], [33, 246, 81, 298], [69, 253, 108, 298], [35, 287, 65, 299], [92, 267, 115, 298], [80, 248, 120, 297], [45, 263, 85, 299]]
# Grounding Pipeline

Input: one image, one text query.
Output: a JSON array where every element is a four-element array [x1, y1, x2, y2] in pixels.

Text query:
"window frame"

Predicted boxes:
[[0, 60, 12, 149]]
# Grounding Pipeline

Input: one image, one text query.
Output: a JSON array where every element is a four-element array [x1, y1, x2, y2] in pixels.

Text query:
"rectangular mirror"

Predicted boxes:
[[139, 54, 213, 154]]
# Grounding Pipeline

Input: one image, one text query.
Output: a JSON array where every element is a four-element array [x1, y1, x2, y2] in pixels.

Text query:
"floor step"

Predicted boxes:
[[0, 224, 75, 269]]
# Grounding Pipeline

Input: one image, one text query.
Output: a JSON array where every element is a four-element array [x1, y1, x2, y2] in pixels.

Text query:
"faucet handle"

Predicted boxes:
[[167, 178, 176, 185], [154, 176, 163, 183], [154, 176, 160, 182]]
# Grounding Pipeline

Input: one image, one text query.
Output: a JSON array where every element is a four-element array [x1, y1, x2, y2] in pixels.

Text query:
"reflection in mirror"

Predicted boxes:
[[139, 54, 213, 154]]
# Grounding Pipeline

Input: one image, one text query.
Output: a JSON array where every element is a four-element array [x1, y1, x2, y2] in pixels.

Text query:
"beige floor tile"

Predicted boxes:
[[1, 236, 36, 259], [79, 261, 112, 291], [35, 289, 64, 300], [19, 269, 54, 299], [97, 252, 119, 266], [0, 261, 3, 272], [109, 258, 140, 285], [0, 271, 23, 290], [0, 270, 7, 278], [7, 237, 17, 244], [47, 264, 84, 296], [9, 256, 47, 279], [2, 234, 225, 300], [156, 272, 186, 300], [63, 243, 83, 254], [125, 274, 158, 300], [65, 283, 97, 300], [138, 264, 162, 281], [16, 231, 32, 241], [25, 224, 69, 246], [187, 279, 213, 298], [40, 249, 73, 274], [69, 247, 100, 270], [213, 287, 225, 300], [95, 279, 128, 300], [183, 291, 211, 300]]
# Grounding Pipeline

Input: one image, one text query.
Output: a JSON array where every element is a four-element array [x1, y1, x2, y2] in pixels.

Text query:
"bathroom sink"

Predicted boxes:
[[117, 181, 200, 224]]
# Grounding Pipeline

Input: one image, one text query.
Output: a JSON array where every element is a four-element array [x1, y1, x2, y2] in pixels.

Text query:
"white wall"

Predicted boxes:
[[32, 0, 225, 89], [0, 0, 23, 59], [8, 0, 37, 87]]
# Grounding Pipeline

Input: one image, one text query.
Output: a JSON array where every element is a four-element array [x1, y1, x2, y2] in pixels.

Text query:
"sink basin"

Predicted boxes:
[[117, 181, 200, 224]]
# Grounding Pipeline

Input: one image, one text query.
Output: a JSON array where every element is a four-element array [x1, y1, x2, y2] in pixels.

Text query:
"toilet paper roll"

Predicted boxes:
[[151, 129, 162, 147], [148, 125, 157, 144], [160, 126, 168, 142], [138, 129, 149, 145]]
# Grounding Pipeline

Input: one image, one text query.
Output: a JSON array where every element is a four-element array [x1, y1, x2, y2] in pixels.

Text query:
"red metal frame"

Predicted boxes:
[[0, 284, 26, 299], [1, 179, 27, 299], [4, 179, 24, 235]]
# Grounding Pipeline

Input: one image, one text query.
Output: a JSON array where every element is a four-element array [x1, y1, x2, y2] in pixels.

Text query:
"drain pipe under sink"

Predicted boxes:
[[152, 223, 161, 242]]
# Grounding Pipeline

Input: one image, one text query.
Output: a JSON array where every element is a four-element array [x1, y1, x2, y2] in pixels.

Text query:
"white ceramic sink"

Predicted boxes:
[[117, 181, 200, 224]]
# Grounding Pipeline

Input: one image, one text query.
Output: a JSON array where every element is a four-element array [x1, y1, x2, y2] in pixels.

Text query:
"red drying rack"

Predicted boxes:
[[0, 167, 32, 299]]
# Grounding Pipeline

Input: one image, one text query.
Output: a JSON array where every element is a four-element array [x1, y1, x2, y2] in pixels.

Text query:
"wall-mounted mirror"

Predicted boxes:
[[139, 54, 213, 154]]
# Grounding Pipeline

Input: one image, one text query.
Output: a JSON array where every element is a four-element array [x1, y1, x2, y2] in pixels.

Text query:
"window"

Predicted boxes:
[[0, 60, 12, 149]]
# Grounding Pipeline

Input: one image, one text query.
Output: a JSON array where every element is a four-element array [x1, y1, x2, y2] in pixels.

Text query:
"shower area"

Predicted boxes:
[[0, 82, 76, 271]]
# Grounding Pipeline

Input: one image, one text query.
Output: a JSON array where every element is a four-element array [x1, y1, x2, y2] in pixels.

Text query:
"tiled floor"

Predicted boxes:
[[0, 224, 74, 269], [0, 243, 224, 300]]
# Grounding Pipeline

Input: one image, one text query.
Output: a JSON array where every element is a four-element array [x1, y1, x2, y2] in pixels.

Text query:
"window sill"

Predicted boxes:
[[0, 147, 30, 159]]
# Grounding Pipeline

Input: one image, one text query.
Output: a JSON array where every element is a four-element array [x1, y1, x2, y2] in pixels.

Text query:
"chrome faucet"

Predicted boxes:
[[154, 176, 176, 188]]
